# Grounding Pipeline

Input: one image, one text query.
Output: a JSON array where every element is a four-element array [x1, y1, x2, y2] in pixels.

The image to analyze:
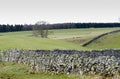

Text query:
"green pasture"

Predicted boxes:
[[1, 28, 120, 79], [0, 28, 119, 50], [87, 32, 120, 49], [0, 32, 84, 50]]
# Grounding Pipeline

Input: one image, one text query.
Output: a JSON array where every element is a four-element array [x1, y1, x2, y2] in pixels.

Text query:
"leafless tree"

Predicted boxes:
[[32, 21, 49, 38]]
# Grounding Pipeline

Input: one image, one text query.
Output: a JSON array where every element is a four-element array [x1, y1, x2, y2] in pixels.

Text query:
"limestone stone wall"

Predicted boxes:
[[0, 49, 120, 76]]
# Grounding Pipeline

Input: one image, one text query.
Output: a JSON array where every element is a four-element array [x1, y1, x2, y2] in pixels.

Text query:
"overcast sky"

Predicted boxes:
[[0, 0, 120, 24]]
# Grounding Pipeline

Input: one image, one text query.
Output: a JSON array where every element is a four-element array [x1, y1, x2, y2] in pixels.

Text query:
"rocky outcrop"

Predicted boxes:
[[82, 29, 120, 46], [0, 49, 120, 76]]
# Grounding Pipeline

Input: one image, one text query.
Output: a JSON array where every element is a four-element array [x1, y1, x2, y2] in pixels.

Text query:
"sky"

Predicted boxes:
[[0, 0, 120, 24]]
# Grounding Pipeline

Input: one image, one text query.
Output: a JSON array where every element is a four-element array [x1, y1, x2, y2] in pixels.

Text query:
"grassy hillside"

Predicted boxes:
[[0, 31, 84, 50], [49, 28, 120, 44], [1, 28, 120, 79], [86, 32, 120, 49], [0, 28, 119, 50]]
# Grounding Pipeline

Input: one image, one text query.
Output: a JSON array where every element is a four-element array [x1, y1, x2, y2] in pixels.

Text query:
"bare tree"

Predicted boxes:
[[32, 21, 49, 38]]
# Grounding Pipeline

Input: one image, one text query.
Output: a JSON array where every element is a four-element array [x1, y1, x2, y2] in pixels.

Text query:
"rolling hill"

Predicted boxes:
[[86, 32, 120, 49], [0, 28, 119, 50]]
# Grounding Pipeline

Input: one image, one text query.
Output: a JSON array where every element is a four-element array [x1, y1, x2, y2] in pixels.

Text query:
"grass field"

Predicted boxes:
[[1, 28, 120, 79], [0, 28, 119, 50], [86, 32, 120, 49]]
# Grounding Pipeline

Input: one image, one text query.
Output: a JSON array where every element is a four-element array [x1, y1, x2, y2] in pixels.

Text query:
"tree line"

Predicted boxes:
[[0, 23, 120, 32], [50, 23, 120, 29], [0, 24, 23, 32]]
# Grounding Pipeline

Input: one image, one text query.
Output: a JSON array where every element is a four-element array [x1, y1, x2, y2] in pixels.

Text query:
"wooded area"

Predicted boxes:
[[0, 23, 120, 32]]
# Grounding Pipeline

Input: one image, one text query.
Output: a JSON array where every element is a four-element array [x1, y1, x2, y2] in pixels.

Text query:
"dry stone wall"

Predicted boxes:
[[82, 29, 120, 46], [0, 49, 120, 76]]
